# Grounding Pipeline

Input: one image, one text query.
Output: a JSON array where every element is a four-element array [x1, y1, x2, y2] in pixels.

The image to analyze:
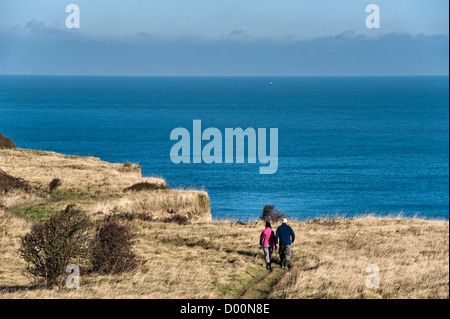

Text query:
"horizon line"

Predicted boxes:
[[1, 74, 449, 78]]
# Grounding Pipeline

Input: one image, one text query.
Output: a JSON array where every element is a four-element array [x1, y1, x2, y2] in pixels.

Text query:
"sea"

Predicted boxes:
[[0, 76, 448, 220]]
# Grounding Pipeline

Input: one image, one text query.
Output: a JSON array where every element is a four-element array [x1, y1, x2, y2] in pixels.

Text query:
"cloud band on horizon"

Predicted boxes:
[[0, 21, 448, 76]]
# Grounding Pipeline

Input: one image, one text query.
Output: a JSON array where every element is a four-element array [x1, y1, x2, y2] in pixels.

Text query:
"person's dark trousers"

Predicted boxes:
[[279, 245, 292, 268], [262, 246, 273, 269]]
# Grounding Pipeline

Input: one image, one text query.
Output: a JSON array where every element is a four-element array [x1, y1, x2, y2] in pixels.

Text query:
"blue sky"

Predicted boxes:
[[0, 1, 448, 76]]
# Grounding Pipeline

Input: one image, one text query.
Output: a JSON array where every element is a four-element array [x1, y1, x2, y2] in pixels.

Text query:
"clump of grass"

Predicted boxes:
[[0, 133, 15, 149], [160, 235, 215, 250], [306, 217, 346, 226], [123, 182, 169, 193], [119, 161, 141, 172], [123, 161, 133, 168], [260, 205, 290, 223]]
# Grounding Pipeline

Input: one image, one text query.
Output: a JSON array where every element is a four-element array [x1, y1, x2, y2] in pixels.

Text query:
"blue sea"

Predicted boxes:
[[0, 76, 448, 220]]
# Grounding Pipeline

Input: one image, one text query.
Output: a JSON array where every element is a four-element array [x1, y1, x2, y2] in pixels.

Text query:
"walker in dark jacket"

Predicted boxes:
[[275, 219, 295, 269]]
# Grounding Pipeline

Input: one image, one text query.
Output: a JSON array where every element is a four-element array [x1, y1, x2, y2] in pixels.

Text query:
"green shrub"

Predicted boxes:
[[18, 205, 92, 288]]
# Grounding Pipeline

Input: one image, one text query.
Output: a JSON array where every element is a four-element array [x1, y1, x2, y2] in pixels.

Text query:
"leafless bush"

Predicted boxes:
[[123, 182, 169, 192], [260, 205, 290, 223], [0, 133, 15, 149], [90, 220, 138, 274], [49, 178, 62, 193], [19, 205, 92, 288], [0, 169, 33, 194]]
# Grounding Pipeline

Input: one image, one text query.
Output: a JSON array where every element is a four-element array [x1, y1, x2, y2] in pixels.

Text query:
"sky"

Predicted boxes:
[[0, 0, 448, 76]]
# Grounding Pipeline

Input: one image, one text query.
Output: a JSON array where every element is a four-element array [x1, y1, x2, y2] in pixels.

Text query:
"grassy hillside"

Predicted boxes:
[[0, 207, 448, 298], [0, 148, 210, 222], [0, 147, 448, 299]]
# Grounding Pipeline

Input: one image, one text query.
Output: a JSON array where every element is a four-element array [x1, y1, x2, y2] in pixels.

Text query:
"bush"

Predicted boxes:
[[0, 169, 33, 194], [105, 211, 154, 223], [19, 205, 92, 288], [0, 133, 15, 149], [49, 178, 62, 193], [90, 220, 138, 274], [119, 161, 141, 173], [260, 205, 290, 223], [163, 214, 189, 225], [123, 182, 169, 192], [105, 210, 188, 225]]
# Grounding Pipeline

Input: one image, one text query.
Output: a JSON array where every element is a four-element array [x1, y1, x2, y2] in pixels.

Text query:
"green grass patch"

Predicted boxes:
[[9, 204, 55, 222], [240, 267, 284, 299], [217, 266, 266, 298], [49, 188, 81, 201]]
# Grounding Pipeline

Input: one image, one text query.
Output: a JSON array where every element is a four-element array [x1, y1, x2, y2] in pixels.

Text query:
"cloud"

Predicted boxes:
[[3, 19, 82, 41], [228, 29, 245, 37], [0, 21, 448, 76], [24, 19, 63, 33]]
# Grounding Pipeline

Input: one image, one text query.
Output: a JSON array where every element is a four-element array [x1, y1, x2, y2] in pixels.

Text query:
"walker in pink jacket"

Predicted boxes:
[[260, 227, 276, 247]]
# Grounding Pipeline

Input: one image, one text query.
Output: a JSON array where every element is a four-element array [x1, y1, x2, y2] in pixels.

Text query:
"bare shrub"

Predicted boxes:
[[106, 209, 188, 225], [121, 161, 140, 171], [18, 205, 92, 288], [49, 178, 62, 193], [260, 205, 290, 223], [0, 133, 15, 149], [106, 211, 154, 223], [123, 182, 169, 192], [90, 220, 138, 274], [163, 214, 189, 225], [0, 169, 33, 194]]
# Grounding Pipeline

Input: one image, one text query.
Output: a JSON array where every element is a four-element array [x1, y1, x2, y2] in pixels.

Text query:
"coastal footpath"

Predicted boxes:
[[0, 139, 448, 299]]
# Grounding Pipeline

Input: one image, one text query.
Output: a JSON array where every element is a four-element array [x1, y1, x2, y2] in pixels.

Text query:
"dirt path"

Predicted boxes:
[[238, 265, 287, 299]]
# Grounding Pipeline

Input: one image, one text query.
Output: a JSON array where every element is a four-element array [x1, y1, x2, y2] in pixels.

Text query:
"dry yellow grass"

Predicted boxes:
[[269, 217, 449, 299], [1, 148, 448, 299], [0, 148, 210, 221], [0, 207, 448, 299]]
